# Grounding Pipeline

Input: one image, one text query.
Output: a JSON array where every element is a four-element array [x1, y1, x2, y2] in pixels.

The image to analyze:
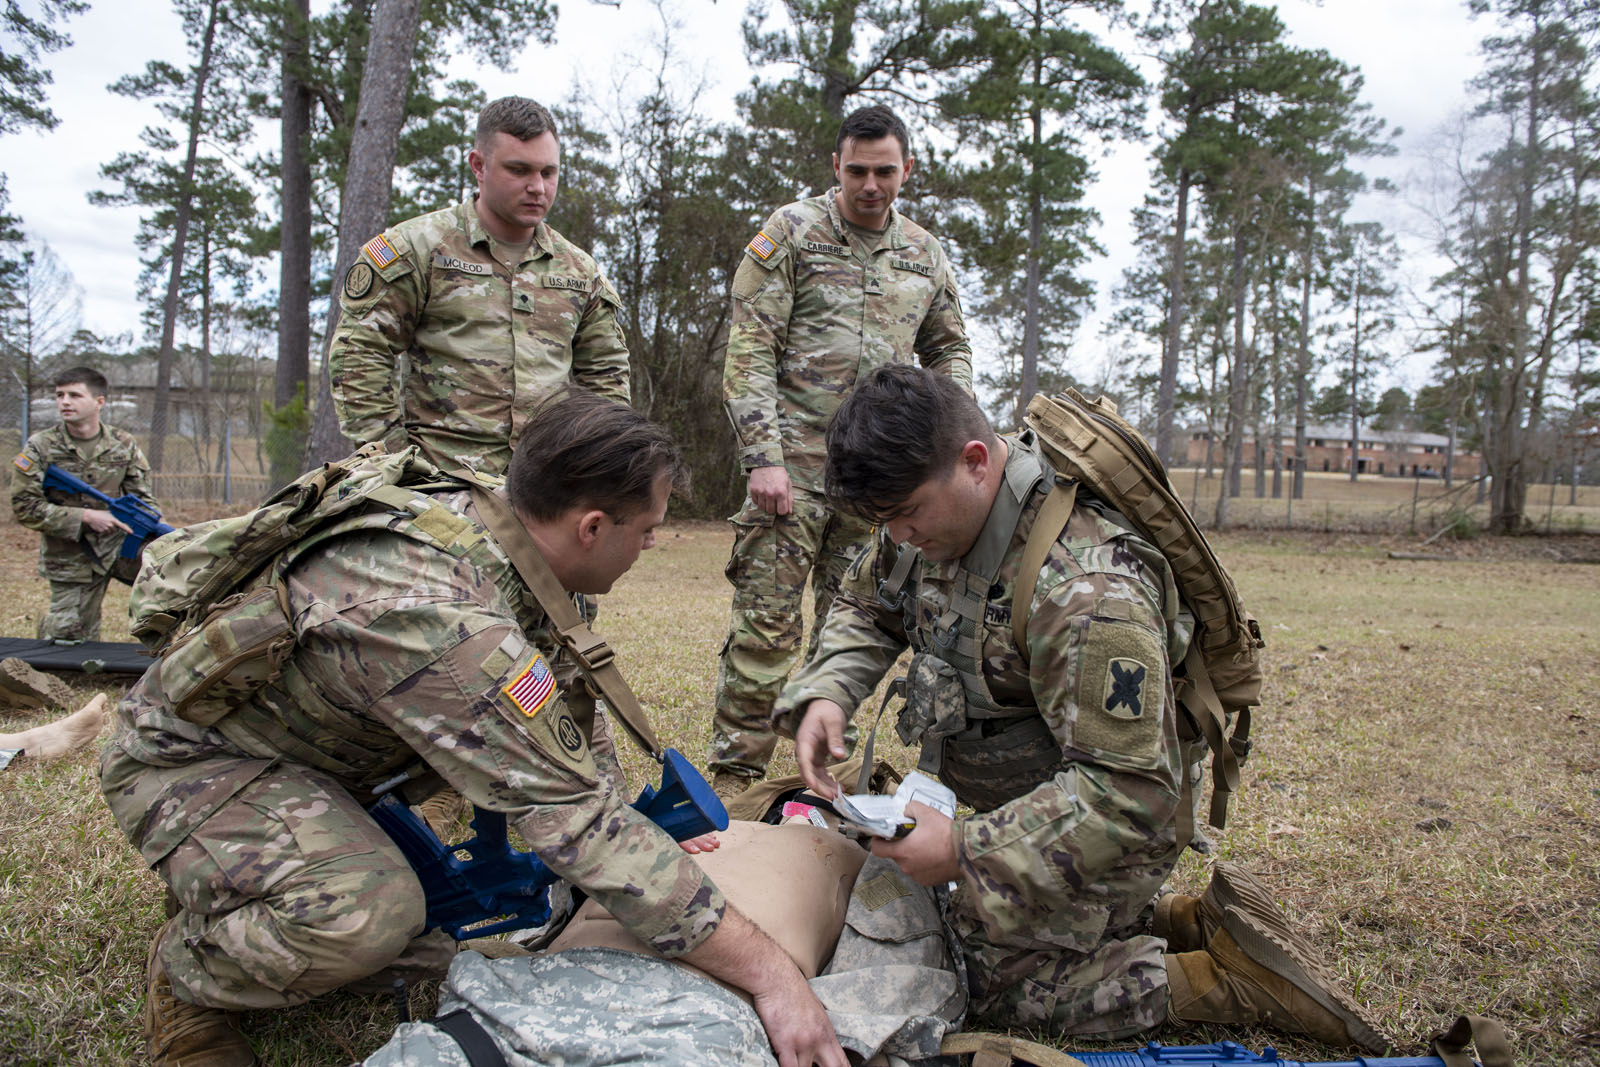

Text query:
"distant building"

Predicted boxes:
[[1182, 422, 1483, 480]]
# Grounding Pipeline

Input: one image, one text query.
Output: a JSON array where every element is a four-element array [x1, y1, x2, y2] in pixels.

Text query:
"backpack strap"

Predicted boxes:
[[1177, 638, 1247, 831], [1010, 478, 1077, 658], [459, 478, 664, 761], [1430, 1014, 1513, 1067]]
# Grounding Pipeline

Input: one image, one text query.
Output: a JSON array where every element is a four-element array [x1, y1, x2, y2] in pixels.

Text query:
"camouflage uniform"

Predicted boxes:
[[10, 421, 155, 641], [776, 434, 1195, 1040], [329, 197, 631, 473], [711, 189, 973, 778], [100, 485, 724, 1012]]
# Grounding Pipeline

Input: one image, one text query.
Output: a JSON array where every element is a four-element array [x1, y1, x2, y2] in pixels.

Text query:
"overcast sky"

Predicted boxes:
[[3, 0, 1490, 392]]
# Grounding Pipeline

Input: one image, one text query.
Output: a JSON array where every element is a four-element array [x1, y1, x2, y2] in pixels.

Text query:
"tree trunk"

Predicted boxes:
[[1019, 41, 1044, 423], [275, 0, 312, 417], [304, 0, 423, 467], [1215, 227, 1248, 528], [148, 0, 222, 472], [1157, 171, 1191, 469], [1347, 250, 1363, 482], [1293, 175, 1316, 499]]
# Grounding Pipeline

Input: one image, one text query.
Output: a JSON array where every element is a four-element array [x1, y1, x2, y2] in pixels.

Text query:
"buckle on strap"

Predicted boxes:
[[876, 577, 908, 613], [559, 625, 615, 672]]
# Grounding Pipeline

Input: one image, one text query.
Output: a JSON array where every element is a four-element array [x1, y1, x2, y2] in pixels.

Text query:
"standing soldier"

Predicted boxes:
[[11, 366, 156, 642], [707, 104, 973, 798], [330, 95, 630, 474]]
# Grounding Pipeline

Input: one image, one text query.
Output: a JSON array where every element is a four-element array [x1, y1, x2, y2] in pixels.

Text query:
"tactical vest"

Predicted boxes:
[[874, 435, 1076, 812]]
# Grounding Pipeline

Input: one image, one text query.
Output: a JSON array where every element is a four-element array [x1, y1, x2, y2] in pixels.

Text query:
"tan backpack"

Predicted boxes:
[[1019, 389, 1264, 834]]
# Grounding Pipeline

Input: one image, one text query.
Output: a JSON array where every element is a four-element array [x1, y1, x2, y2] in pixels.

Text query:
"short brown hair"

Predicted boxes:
[[507, 389, 687, 522], [475, 96, 558, 155], [53, 366, 109, 398]]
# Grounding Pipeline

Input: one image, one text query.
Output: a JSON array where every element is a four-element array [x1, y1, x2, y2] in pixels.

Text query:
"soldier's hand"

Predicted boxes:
[[748, 465, 793, 516], [752, 977, 848, 1067], [872, 800, 960, 886], [795, 699, 847, 799], [81, 509, 132, 536]]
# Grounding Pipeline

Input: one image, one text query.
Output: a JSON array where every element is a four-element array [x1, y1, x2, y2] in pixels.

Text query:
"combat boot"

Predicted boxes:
[[145, 920, 256, 1067], [417, 786, 467, 840], [710, 770, 756, 804], [1155, 862, 1310, 956], [1166, 906, 1389, 1053], [0, 657, 73, 711]]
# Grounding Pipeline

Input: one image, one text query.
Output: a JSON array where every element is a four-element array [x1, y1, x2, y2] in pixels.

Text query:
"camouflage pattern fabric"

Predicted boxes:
[[329, 197, 630, 473], [776, 436, 1195, 1039], [722, 189, 971, 492], [711, 189, 972, 778], [10, 421, 155, 640], [358, 948, 777, 1067], [100, 486, 725, 1012], [708, 488, 871, 776]]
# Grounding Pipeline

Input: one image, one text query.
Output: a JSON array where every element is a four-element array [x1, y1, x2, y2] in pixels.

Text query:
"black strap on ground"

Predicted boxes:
[[0, 638, 151, 675], [427, 1010, 508, 1067]]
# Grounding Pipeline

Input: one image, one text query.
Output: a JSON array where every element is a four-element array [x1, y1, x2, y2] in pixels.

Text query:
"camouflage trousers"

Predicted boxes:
[[38, 575, 111, 642], [953, 890, 1170, 1041], [101, 746, 455, 1011], [708, 488, 871, 778]]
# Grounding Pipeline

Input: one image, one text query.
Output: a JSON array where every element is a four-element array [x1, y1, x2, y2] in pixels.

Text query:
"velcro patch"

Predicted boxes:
[[1070, 618, 1163, 769], [853, 871, 911, 911], [432, 253, 491, 276], [541, 274, 590, 292], [891, 257, 932, 277], [747, 231, 777, 260], [363, 234, 399, 268], [13, 452, 33, 473], [802, 239, 848, 257], [343, 261, 375, 300], [502, 652, 556, 718]]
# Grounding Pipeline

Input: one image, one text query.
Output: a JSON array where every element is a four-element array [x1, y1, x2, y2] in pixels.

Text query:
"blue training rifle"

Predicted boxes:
[[1062, 1040, 1480, 1066], [368, 747, 728, 940], [42, 463, 174, 559]]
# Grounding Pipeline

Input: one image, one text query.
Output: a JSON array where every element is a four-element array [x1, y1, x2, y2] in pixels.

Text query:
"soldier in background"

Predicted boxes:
[[10, 366, 156, 642], [781, 366, 1387, 1052], [707, 104, 972, 798], [330, 95, 630, 474]]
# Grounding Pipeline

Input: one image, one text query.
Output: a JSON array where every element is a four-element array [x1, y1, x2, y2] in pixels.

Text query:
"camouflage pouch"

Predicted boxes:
[[152, 586, 296, 727], [896, 652, 968, 776]]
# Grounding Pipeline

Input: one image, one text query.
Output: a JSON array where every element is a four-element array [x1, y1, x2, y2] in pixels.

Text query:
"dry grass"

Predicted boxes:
[[0, 510, 1596, 1064]]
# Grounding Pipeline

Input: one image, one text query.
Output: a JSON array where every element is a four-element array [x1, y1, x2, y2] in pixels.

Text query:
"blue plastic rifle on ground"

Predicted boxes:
[[42, 463, 174, 561], [1061, 1042, 1484, 1066], [368, 747, 728, 939]]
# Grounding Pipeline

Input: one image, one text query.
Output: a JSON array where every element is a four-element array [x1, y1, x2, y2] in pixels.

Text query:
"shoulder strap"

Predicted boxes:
[[1010, 478, 1077, 660], [461, 479, 664, 760], [940, 1032, 1090, 1067]]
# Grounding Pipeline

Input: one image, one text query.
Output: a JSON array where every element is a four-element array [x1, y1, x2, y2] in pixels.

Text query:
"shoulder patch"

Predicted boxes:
[[747, 231, 777, 260], [13, 452, 33, 473], [891, 257, 933, 277], [502, 651, 557, 718], [1071, 618, 1163, 769], [363, 234, 399, 269], [343, 261, 375, 300]]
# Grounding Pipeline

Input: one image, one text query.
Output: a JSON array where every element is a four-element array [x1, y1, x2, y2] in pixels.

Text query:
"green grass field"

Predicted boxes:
[[0, 514, 1596, 1065]]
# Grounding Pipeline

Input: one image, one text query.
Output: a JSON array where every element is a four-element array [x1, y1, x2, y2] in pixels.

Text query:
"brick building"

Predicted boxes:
[[1183, 422, 1482, 479]]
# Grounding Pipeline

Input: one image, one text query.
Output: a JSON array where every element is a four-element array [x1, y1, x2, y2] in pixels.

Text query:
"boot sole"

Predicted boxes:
[[1221, 906, 1390, 1054], [1203, 863, 1306, 948]]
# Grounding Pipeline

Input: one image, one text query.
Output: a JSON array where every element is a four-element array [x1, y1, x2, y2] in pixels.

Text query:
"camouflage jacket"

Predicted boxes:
[[776, 437, 1194, 946], [329, 197, 631, 474], [10, 421, 155, 582], [724, 190, 972, 492], [106, 486, 723, 958]]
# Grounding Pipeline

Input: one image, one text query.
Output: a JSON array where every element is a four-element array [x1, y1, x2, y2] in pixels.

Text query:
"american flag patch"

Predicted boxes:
[[503, 652, 556, 718], [747, 231, 777, 260], [363, 234, 399, 268], [13, 453, 32, 472]]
